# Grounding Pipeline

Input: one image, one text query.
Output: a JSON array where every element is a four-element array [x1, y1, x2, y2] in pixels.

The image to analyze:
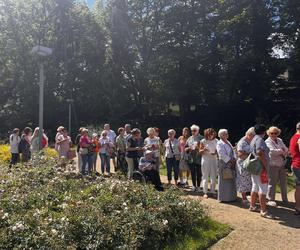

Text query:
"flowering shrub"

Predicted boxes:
[[0, 145, 58, 163], [0, 157, 206, 249], [0, 145, 10, 163]]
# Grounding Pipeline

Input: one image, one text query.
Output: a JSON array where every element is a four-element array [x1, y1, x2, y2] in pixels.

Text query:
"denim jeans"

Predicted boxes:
[[81, 154, 93, 175], [100, 153, 110, 174], [166, 157, 179, 181]]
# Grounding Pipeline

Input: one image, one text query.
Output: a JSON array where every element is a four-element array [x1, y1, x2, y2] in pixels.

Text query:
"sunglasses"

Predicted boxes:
[[270, 132, 278, 135]]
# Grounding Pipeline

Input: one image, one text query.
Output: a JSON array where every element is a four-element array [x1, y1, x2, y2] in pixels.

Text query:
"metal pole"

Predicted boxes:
[[38, 63, 44, 150], [68, 102, 72, 135]]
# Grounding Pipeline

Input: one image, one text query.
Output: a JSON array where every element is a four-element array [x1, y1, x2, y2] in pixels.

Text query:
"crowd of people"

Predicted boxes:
[[8, 122, 300, 219]]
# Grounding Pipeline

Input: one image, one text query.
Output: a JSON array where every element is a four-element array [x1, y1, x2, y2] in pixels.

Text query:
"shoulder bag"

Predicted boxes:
[[242, 137, 263, 175]]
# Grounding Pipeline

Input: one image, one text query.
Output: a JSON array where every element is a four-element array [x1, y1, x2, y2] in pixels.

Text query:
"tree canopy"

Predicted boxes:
[[0, 0, 299, 140]]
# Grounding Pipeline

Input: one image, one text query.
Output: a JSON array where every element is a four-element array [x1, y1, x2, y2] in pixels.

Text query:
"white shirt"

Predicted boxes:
[[99, 137, 113, 154], [265, 137, 288, 167], [216, 139, 235, 163], [106, 129, 116, 144], [144, 137, 160, 158], [201, 138, 218, 160], [9, 134, 21, 153], [164, 138, 180, 158]]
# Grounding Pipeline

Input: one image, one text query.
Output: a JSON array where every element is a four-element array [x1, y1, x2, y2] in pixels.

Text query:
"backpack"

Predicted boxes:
[[18, 138, 27, 153]]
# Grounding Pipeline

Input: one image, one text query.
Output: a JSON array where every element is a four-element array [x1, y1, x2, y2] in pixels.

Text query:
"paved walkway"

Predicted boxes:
[[76, 158, 300, 249], [159, 177, 300, 250]]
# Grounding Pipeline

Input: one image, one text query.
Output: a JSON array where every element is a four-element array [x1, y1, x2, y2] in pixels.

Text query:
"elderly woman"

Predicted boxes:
[[199, 128, 218, 198], [56, 128, 72, 158], [164, 129, 181, 185], [249, 124, 274, 219], [144, 127, 161, 171], [265, 126, 289, 206], [139, 150, 164, 191], [178, 127, 190, 187], [216, 129, 237, 202], [99, 131, 114, 176], [236, 127, 255, 205], [79, 129, 93, 175], [185, 125, 204, 192]]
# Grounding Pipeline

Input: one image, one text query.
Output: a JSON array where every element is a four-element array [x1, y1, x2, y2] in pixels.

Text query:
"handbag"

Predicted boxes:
[[243, 153, 263, 175], [79, 147, 88, 155], [67, 149, 77, 160], [222, 168, 234, 180]]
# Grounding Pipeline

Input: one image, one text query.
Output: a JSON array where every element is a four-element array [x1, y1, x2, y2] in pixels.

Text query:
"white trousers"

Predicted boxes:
[[201, 156, 218, 194]]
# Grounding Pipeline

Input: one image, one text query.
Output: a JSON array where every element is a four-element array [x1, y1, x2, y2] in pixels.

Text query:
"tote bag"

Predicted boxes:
[[243, 153, 263, 175]]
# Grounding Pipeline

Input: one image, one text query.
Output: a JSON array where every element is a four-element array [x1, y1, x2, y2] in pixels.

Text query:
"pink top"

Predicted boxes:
[[80, 135, 91, 148]]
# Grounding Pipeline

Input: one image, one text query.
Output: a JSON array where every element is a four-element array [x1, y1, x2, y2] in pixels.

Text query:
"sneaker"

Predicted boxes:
[[260, 211, 275, 219], [191, 186, 196, 192], [267, 201, 277, 207], [249, 206, 260, 212]]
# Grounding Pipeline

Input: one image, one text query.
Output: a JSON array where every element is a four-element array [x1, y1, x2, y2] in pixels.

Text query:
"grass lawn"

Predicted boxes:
[[164, 218, 232, 250]]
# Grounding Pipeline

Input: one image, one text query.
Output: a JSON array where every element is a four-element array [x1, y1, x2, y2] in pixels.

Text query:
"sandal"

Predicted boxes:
[[260, 211, 275, 219], [249, 206, 260, 212]]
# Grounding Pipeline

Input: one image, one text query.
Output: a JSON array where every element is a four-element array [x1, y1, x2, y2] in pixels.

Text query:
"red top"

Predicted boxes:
[[289, 133, 300, 169]]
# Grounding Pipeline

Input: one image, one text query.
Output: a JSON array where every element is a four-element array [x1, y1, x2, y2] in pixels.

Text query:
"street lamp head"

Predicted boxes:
[[31, 45, 53, 56]]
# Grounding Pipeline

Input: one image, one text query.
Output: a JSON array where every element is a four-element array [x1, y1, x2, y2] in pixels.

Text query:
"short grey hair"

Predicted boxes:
[[168, 129, 176, 135], [190, 125, 199, 132], [218, 129, 228, 138], [245, 127, 255, 136]]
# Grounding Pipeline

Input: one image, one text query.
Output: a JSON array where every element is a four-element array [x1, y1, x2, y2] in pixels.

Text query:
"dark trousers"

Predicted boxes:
[[166, 157, 179, 181], [81, 154, 93, 175], [10, 153, 20, 166], [100, 153, 110, 174], [117, 151, 127, 175], [189, 163, 202, 187], [144, 169, 163, 190]]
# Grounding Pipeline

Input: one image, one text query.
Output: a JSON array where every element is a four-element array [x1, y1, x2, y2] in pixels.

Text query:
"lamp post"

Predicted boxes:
[[66, 98, 74, 136], [31, 45, 53, 150]]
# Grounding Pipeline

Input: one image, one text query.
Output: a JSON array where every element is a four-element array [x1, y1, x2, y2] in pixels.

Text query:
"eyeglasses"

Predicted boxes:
[[191, 130, 198, 132], [270, 132, 278, 135]]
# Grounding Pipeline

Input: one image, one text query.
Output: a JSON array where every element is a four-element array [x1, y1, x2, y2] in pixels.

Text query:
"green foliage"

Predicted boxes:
[[1, 0, 300, 137], [0, 157, 218, 249]]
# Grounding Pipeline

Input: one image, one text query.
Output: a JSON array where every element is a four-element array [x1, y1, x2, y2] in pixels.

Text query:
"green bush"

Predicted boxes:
[[0, 157, 209, 249]]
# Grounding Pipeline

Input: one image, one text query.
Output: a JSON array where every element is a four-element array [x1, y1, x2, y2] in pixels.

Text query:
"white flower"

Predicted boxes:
[[2, 213, 9, 219], [51, 229, 58, 235], [12, 222, 25, 231], [59, 203, 68, 209], [122, 202, 127, 206], [162, 219, 168, 226]]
